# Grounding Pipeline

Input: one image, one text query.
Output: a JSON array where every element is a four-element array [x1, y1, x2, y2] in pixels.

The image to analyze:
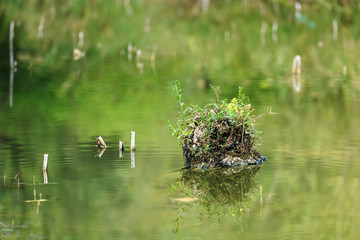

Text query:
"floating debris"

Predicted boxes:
[[171, 197, 199, 203], [24, 193, 48, 203]]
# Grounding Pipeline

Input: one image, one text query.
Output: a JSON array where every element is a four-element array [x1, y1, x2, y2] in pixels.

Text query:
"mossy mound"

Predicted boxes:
[[182, 101, 267, 168], [169, 81, 267, 168]]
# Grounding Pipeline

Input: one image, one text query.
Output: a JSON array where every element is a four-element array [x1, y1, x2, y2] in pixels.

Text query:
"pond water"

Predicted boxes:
[[1, 1, 360, 239]]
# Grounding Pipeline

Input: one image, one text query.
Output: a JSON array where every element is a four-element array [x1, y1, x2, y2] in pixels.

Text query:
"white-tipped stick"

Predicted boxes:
[[131, 131, 136, 151], [43, 154, 48, 171], [292, 55, 301, 74], [96, 136, 107, 148]]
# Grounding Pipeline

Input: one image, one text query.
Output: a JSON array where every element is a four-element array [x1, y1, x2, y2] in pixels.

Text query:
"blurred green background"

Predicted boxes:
[[1, 1, 360, 239]]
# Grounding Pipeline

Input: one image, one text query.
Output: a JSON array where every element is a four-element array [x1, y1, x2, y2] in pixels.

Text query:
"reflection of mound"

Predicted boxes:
[[170, 166, 261, 233], [180, 166, 260, 206]]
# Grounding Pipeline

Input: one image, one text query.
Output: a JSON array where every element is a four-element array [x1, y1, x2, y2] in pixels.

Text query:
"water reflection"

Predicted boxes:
[[292, 73, 301, 92], [95, 147, 106, 158], [170, 166, 261, 233], [9, 69, 13, 107], [292, 55, 301, 92], [131, 151, 135, 168]]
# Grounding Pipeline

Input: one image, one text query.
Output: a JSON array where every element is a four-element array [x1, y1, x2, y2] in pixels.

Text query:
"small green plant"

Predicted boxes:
[[169, 81, 263, 167]]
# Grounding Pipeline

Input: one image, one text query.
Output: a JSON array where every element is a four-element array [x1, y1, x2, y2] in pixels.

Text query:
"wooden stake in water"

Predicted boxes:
[[119, 140, 124, 151], [9, 21, 14, 108], [131, 131, 136, 151], [119, 140, 124, 158], [96, 136, 107, 148], [43, 154, 48, 171]]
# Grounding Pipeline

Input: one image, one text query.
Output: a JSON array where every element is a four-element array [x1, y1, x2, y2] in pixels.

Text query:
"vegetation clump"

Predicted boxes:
[[169, 81, 266, 168]]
